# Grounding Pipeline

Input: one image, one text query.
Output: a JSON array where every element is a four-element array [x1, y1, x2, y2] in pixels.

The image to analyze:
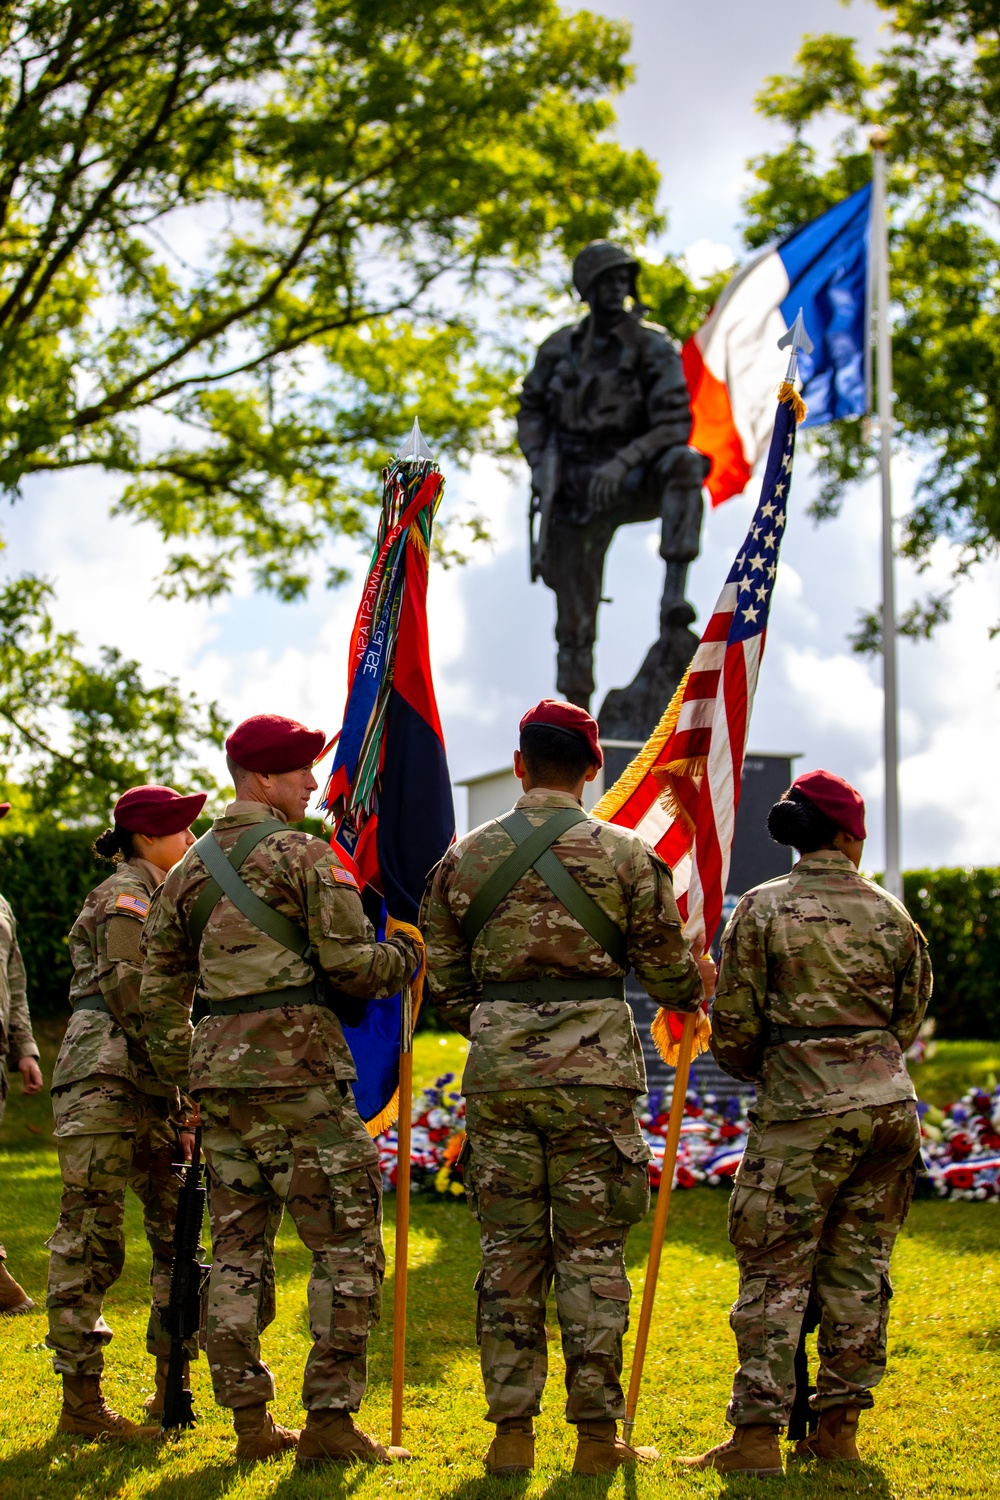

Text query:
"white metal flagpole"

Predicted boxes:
[[870, 126, 902, 900]]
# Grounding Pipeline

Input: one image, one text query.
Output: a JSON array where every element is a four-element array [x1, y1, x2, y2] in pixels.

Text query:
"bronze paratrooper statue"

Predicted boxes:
[[517, 241, 709, 728]]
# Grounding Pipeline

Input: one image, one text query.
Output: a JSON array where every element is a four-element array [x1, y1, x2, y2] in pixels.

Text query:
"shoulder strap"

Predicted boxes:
[[187, 821, 311, 960], [461, 807, 629, 969], [460, 807, 585, 946]]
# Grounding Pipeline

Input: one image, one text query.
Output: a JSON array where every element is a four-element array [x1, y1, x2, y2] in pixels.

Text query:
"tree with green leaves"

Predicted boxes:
[[0, 575, 226, 824], [743, 1, 1000, 644], [0, 0, 664, 601]]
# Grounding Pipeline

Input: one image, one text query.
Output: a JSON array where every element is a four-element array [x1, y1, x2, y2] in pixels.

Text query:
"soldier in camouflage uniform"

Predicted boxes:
[[45, 784, 206, 1440], [421, 700, 712, 1477], [679, 769, 931, 1479], [138, 713, 422, 1468], [0, 800, 44, 1317]]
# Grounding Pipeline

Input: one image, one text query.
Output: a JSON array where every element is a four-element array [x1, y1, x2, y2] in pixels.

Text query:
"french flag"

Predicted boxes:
[[683, 184, 871, 505]]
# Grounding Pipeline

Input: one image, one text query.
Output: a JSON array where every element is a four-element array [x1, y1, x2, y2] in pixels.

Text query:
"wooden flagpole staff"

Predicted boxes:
[[621, 1007, 698, 1445], [390, 982, 414, 1449]]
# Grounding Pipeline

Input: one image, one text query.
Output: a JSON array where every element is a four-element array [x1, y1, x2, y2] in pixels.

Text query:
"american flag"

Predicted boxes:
[[593, 388, 800, 1049]]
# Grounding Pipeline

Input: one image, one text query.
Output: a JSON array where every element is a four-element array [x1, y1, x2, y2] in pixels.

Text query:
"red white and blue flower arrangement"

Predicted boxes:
[[375, 1074, 1000, 1204]]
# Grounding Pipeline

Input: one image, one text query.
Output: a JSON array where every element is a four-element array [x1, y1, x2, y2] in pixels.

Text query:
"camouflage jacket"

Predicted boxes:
[[0, 891, 37, 1118], [139, 800, 420, 1093], [421, 787, 702, 1094], [711, 850, 932, 1120], [52, 858, 175, 1099]]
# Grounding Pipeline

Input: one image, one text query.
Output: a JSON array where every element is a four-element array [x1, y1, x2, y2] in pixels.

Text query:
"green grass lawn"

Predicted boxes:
[[2, 1031, 998, 1498]]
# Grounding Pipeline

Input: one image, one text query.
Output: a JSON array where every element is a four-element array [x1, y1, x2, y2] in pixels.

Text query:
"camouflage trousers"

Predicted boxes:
[[45, 1075, 195, 1376], [464, 1086, 651, 1426], [198, 1080, 384, 1413], [727, 1099, 921, 1426]]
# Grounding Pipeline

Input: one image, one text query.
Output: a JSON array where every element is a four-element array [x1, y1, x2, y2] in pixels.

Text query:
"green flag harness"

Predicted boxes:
[[188, 820, 308, 957], [187, 823, 364, 1024], [459, 807, 629, 972]]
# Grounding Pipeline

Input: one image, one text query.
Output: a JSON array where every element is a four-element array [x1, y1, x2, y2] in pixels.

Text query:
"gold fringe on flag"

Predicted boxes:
[[651, 1002, 712, 1068], [777, 379, 808, 424], [590, 667, 692, 822], [364, 917, 426, 1139]]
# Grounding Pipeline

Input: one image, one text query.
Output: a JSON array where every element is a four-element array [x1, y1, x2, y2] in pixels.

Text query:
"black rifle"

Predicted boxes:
[[161, 1126, 209, 1431], [787, 1289, 822, 1442]]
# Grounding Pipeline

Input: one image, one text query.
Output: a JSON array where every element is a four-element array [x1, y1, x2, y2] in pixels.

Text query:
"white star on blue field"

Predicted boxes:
[[728, 415, 795, 643]]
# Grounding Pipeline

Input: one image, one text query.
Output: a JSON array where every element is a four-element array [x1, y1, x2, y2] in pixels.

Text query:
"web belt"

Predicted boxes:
[[73, 993, 112, 1015], [769, 1022, 887, 1044], [481, 977, 625, 1004], [206, 979, 328, 1016]]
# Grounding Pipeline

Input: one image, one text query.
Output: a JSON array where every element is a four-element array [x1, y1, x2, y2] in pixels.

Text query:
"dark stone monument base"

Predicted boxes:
[[598, 617, 699, 743]]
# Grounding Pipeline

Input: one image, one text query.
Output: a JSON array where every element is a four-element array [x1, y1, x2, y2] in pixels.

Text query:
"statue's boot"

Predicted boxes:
[[794, 1405, 861, 1462], [572, 1420, 659, 1475], [233, 1403, 299, 1462], [58, 1374, 161, 1441], [0, 1255, 33, 1316], [485, 1419, 535, 1475]]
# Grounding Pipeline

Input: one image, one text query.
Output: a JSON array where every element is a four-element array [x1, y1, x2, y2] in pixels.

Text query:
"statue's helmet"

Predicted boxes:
[[571, 240, 639, 303]]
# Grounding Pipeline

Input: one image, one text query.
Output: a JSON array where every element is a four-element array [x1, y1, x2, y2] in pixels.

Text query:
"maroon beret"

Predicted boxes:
[[519, 698, 603, 770], [791, 769, 866, 841], [114, 785, 207, 837], [226, 713, 326, 774], [0, 803, 10, 820]]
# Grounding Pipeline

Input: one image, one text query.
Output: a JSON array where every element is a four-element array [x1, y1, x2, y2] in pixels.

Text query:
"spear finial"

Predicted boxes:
[[397, 417, 433, 463], [777, 307, 814, 385]]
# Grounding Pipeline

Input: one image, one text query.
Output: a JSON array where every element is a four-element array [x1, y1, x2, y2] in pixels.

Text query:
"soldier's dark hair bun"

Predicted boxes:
[[92, 824, 136, 864], [767, 789, 839, 853]]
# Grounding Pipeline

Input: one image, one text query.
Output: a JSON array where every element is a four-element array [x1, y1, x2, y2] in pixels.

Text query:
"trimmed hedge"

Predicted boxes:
[[904, 868, 1000, 1040], [1, 827, 997, 1037], [0, 827, 105, 1018]]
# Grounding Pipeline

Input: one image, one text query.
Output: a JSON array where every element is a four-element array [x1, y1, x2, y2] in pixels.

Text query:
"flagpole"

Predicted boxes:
[[871, 126, 902, 900], [621, 1008, 697, 1445], [390, 982, 414, 1448]]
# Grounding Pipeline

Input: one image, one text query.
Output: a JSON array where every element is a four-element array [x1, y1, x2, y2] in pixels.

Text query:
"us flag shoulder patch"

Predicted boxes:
[[330, 864, 359, 889], [114, 892, 150, 918]]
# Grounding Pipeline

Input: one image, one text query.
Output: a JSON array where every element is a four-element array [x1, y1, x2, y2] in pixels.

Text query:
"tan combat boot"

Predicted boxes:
[[58, 1374, 161, 1441], [795, 1405, 861, 1462], [572, 1419, 659, 1475], [0, 1254, 33, 1316], [485, 1419, 535, 1475], [676, 1424, 783, 1477], [143, 1355, 190, 1420], [295, 1409, 411, 1467], [233, 1403, 299, 1462]]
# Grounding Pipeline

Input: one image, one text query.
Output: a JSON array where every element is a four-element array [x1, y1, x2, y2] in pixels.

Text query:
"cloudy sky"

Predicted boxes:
[[8, 0, 1000, 870]]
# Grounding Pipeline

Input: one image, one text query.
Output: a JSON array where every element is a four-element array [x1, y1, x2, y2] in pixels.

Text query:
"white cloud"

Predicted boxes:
[[680, 238, 738, 285]]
